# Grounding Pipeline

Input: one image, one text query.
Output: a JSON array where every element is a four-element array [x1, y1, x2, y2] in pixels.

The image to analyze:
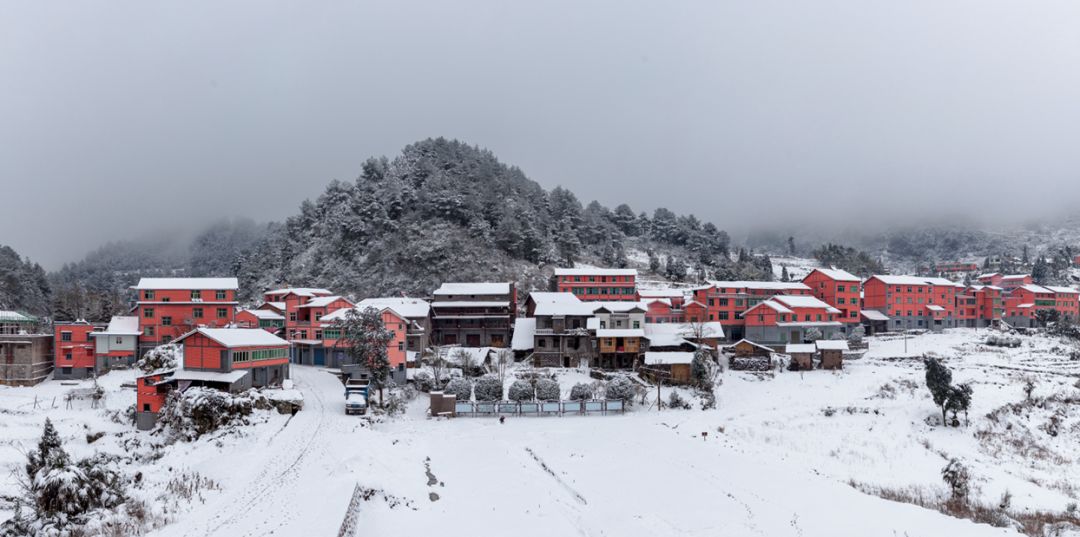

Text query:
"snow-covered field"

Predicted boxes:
[[2, 329, 1079, 536]]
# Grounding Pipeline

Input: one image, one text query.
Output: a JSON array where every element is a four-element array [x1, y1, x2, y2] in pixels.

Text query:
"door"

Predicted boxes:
[[313, 347, 325, 366], [466, 334, 481, 346]]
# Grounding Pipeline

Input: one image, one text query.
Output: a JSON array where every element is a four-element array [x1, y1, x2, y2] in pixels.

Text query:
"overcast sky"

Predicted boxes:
[[3, 1, 1080, 269]]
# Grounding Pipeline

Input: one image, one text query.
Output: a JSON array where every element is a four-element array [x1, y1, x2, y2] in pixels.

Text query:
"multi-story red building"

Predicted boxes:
[[801, 268, 861, 331], [1004, 284, 1079, 328], [322, 306, 410, 384], [978, 274, 1031, 292], [54, 320, 100, 380], [133, 277, 239, 354], [553, 268, 638, 301], [263, 288, 354, 364], [742, 295, 843, 344], [934, 262, 979, 274], [862, 275, 959, 332], [135, 327, 290, 430], [691, 281, 812, 340]]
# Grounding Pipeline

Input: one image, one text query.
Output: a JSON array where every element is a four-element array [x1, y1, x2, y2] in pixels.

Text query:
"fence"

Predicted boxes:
[[337, 483, 364, 537], [453, 399, 625, 417]]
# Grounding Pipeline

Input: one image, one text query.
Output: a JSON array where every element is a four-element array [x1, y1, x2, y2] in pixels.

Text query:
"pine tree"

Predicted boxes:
[[780, 266, 790, 282], [787, 236, 796, 255], [1032, 257, 1049, 284], [333, 307, 394, 406], [924, 357, 953, 425], [690, 347, 715, 388]]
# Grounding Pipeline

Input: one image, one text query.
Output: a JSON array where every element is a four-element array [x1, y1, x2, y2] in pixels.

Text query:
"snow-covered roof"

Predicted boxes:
[[589, 301, 648, 313], [776, 321, 842, 327], [321, 305, 406, 323], [241, 309, 285, 320], [169, 368, 249, 384], [527, 291, 580, 304], [637, 288, 686, 298], [926, 305, 946, 312], [596, 329, 644, 338], [264, 287, 332, 297], [553, 267, 638, 277], [1017, 303, 1035, 309], [706, 280, 812, 291], [444, 346, 499, 365], [722, 339, 774, 352], [0, 310, 34, 322], [133, 277, 238, 290], [1001, 274, 1030, 281], [267, 301, 286, 310], [743, 301, 793, 316], [533, 300, 597, 317], [96, 316, 140, 335], [773, 295, 841, 312], [816, 340, 849, 351], [785, 344, 817, 354], [299, 295, 349, 308], [1045, 285, 1079, 294], [808, 268, 860, 282], [176, 327, 288, 348], [644, 352, 694, 365], [433, 282, 511, 296], [1016, 284, 1053, 295], [977, 273, 1000, 279], [356, 297, 431, 318], [431, 301, 511, 308], [511, 318, 536, 351], [860, 309, 888, 321]]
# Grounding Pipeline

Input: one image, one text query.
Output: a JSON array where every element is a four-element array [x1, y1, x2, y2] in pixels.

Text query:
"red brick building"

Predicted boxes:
[[690, 281, 812, 340], [801, 268, 862, 332], [322, 306, 410, 384], [742, 295, 843, 344], [553, 268, 638, 301], [862, 275, 959, 332], [53, 320, 100, 380], [133, 277, 239, 355]]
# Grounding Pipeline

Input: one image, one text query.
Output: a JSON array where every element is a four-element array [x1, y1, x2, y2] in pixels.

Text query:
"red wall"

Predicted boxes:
[[137, 287, 236, 346], [802, 270, 861, 324], [55, 324, 96, 369]]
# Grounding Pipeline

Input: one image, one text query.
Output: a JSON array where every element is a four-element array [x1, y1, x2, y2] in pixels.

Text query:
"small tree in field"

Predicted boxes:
[[425, 344, 447, 390], [690, 347, 715, 388], [332, 307, 394, 407], [942, 459, 970, 508], [569, 383, 593, 401], [444, 378, 472, 401], [945, 383, 973, 426], [924, 357, 953, 425]]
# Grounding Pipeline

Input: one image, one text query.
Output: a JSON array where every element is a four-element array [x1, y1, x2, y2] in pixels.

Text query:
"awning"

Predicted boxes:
[[861, 310, 889, 321]]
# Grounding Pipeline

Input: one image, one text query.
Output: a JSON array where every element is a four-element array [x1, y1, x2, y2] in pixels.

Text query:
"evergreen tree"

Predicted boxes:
[[332, 307, 394, 406], [1032, 257, 1049, 284], [924, 357, 953, 425], [780, 266, 790, 282], [690, 347, 715, 388], [787, 236, 796, 255]]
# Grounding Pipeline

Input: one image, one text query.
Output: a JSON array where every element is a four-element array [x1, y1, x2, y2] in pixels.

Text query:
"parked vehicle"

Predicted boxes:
[[345, 391, 367, 415]]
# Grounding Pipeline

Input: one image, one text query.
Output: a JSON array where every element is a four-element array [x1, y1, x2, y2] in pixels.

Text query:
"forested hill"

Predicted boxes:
[[0, 245, 50, 315], [34, 138, 773, 318], [232, 138, 767, 299]]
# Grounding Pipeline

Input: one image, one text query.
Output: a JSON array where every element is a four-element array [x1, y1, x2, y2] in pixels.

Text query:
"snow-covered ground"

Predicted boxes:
[[2, 329, 1079, 536]]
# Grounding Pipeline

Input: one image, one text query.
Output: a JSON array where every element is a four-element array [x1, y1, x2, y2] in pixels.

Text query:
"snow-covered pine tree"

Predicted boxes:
[[444, 378, 472, 401], [924, 357, 953, 425]]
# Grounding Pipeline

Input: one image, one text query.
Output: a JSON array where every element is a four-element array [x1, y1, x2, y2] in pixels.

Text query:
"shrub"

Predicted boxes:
[[507, 380, 535, 402], [135, 344, 181, 373], [605, 375, 636, 406], [443, 378, 472, 401], [942, 459, 970, 507], [848, 325, 865, 345], [667, 391, 690, 410], [535, 379, 561, 401], [473, 375, 503, 402], [569, 383, 593, 401], [155, 387, 269, 442], [413, 371, 435, 392]]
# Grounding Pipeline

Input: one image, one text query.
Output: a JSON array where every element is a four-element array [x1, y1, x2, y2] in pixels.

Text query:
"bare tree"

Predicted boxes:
[[453, 348, 475, 379], [425, 343, 447, 389], [495, 348, 513, 385]]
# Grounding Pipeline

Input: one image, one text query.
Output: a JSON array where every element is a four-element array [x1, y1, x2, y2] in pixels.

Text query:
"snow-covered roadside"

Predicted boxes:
[[3, 329, 1077, 536]]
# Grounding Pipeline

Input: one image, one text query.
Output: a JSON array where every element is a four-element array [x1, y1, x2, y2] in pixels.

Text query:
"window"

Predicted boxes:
[[144, 290, 155, 300], [838, 298, 845, 304], [314, 312, 322, 321], [61, 331, 72, 342], [62, 367, 72, 375], [143, 403, 151, 412], [217, 308, 228, 318], [161, 316, 172, 326], [216, 290, 227, 300], [144, 326, 155, 336], [719, 298, 728, 306], [143, 308, 155, 319], [632, 321, 640, 329], [64, 352, 72, 361], [289, 312, 297, 322], [191, 290, 202, 300], [315, 330, 323, 340], [193, 307, 204, 319], [719, 312, 729, 320], [398, 342, 404, 351]]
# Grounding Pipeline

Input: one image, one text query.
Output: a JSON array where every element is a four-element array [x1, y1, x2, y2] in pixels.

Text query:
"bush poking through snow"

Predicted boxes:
[[569, 383, 593, 401], [848, 325, 865, 345], [942, 459, 971, 508], [2, 419, 128, 537], [535, 379, 561, 401], [667, 391, 691, 410], [507, 380, 535, 402], [604, 376, 636, 406], [443, 378, 472, 401], [473, 375, 503, 402], [804, 328, 823, 342], [136, 344, 181, 373], [155, 387, 270, 442], [413, 371, 435, 392]]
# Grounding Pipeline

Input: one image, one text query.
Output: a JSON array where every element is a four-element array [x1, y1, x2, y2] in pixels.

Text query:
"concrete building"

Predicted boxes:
[[801, 268, 861, 333], [430, 282, 516, 347], [91, 316, 140, 371], [742, 295, 843, 345], [862, 275, 959, 332], [552, 268, 638, 301]]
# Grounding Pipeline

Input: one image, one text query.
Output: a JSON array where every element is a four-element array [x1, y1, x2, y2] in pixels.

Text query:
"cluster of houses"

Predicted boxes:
[[2, 263, 1078, 428]]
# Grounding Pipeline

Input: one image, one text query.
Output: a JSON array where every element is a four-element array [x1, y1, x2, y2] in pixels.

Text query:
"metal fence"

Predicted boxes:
[[453, 399, 626, 417]]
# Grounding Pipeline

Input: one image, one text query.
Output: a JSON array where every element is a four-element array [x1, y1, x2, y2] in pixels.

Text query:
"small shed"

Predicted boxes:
[[723, 339, 774, 371], [860, 310, 889, 336], [785, 344, 816, 371], [816, 340, 849, 370], [642, 352, 694, 384]]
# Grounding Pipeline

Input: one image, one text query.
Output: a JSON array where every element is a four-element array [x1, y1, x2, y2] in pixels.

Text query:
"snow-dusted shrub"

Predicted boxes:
[[507, 380, 535, 402], [2, 420, 127, 537], [473, 375, 504, 402], [804, 328, 823, 342], [156, 387, 270, 442], [848, 325, 865, 345], [697, 387, 716, 410], [443, 378, 472, 401], [569, 383, 593, 401], [384, 385, 417, 416], [942, 459, 971, 506], [667, 391, 690, 410], [604, 375, 636, 406], [136, 343, 181, 373], [535, 379, 561, 401], [413, 371, 435, 392]]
